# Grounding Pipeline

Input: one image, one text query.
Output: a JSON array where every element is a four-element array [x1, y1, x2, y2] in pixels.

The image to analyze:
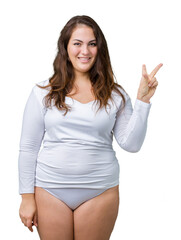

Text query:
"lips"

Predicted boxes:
[[78, 57, 91, 63]]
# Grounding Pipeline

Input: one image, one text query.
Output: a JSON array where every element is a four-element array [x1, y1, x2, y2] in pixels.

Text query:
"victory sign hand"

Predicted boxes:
[[137, 63, 163, 103]]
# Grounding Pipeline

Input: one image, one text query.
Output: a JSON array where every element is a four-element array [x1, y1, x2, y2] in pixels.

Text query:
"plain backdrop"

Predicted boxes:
[[0, 0, 180, 239]]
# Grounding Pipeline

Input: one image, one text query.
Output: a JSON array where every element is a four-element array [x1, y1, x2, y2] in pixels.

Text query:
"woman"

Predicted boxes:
[[18, 15, 163, 240]]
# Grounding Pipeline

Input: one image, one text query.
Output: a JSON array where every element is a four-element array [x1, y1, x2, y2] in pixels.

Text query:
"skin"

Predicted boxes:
[[19, 194, 38, 232], [137, 63, 163, 103], [67, 24, 98, 86], [19, 24, 163, 234]]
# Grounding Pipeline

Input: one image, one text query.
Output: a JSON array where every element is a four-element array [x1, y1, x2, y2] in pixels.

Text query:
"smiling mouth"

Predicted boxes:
[[78, 57, 91, 63]]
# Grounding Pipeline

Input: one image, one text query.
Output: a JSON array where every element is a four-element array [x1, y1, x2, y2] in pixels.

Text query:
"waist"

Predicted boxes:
[[38, 143, 117, 170], [43, 140, 114, 151]]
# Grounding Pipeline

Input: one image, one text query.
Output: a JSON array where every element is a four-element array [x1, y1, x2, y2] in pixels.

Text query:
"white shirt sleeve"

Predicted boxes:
[[18, 87, 46, 194], [113, 97, 152, 153]]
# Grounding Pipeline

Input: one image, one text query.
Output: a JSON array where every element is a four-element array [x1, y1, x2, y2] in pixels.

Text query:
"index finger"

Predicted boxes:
[[142, 64, 148, 79], [149, 63, 163, 78]]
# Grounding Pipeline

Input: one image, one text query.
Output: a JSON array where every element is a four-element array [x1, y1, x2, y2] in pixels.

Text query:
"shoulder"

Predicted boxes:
[[111, 85, 131, 107], [33, 79, 50, 92], [31, 79, 50, 106], [32, 79, 50, 98]]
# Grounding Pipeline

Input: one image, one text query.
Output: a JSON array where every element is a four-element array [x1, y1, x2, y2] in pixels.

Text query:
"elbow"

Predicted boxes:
[[19, 141, 41, 154], [123, 146, 141, 153], [128, 147, 141, 153], [115, 134, 146, 153], [119, 142, 142, 153]]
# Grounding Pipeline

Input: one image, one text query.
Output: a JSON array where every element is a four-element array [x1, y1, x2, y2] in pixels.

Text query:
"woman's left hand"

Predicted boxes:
[[137, 63, 163, 103]]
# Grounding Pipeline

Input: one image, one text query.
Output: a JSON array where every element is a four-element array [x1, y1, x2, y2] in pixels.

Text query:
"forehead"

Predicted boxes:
[[70, 24, 96, 41]]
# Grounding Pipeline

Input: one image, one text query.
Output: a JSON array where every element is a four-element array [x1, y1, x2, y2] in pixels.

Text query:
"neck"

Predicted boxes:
[[74, 71, 91, 84]]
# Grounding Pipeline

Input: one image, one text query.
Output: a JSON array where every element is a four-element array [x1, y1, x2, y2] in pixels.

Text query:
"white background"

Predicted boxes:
[[0, 0, 180, 239]]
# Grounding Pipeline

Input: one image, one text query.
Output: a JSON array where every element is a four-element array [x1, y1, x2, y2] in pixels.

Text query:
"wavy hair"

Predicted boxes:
[[37, 15, 127, 116]]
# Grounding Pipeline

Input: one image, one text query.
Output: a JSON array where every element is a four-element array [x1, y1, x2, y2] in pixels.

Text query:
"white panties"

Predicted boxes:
[[43, 187, 108, 210]]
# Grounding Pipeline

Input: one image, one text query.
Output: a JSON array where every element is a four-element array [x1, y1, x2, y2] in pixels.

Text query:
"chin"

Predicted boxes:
[[76, 66, 93, 73]]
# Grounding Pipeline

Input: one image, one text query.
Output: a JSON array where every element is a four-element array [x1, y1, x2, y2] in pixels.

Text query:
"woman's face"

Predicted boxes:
[[67, 24, 98, 76]]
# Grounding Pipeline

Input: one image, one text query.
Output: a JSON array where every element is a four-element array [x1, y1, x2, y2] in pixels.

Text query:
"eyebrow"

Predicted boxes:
[[73, 39, 96, 43]]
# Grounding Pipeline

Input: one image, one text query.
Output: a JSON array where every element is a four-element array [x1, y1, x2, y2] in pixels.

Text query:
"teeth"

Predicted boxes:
[[79, 58, 90, 60]]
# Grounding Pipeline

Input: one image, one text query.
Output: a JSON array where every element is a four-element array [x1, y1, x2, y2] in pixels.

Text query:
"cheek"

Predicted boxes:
[[92, 48, 98, 57], [68, 47, 79, 57]]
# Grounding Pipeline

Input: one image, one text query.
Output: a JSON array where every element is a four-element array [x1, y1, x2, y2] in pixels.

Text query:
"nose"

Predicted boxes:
[[81, 44, 89, 55]]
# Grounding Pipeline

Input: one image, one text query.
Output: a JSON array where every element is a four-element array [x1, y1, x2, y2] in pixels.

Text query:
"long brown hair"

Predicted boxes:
[[37, 15, 127, 116]]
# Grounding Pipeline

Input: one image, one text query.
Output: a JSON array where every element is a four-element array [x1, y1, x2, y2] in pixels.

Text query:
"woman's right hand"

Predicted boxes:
[[19, 194, 38, 232]]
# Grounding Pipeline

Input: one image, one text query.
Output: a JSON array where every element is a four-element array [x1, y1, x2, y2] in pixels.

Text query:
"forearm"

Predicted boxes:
[[114, 98, 151, 152], [123, 99, 151, 152], [18, 151, 38, 194]]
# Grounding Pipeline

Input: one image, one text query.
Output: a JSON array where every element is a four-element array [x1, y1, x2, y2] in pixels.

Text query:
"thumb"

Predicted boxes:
[[33, 213, 38, 227], [27, 219, 33, 232]]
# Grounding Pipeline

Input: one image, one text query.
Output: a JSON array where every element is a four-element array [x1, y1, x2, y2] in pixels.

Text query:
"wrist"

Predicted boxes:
[[136, 97, 150, 104], [21, 193, 35, 200]]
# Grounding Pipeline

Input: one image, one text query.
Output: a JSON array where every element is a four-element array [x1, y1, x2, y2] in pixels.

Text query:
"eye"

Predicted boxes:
[[73, 42, 97, 46], [90, 43, 97, 46]]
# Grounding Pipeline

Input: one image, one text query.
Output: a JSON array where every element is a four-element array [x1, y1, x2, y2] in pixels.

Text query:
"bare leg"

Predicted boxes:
[[74, 185, 119, 240], [35, 187, 74, 240]]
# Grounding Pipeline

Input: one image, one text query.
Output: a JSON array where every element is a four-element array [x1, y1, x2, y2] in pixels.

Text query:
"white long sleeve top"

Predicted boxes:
[[18, 79, 151, 194]]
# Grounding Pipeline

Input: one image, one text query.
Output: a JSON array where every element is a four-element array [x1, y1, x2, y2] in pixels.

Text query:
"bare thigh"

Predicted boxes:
[[35, 187, 74, 240], [73, 185, 119, 240]]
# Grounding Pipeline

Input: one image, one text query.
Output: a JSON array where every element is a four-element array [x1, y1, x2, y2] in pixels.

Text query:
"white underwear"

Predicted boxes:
[[42, 187, 109, 210]]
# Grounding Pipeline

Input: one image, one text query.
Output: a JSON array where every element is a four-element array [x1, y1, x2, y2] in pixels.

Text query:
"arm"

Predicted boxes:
[[18, 86, 46, 194], [113, 63, 163, 153], [113, 96, 151, 153]]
